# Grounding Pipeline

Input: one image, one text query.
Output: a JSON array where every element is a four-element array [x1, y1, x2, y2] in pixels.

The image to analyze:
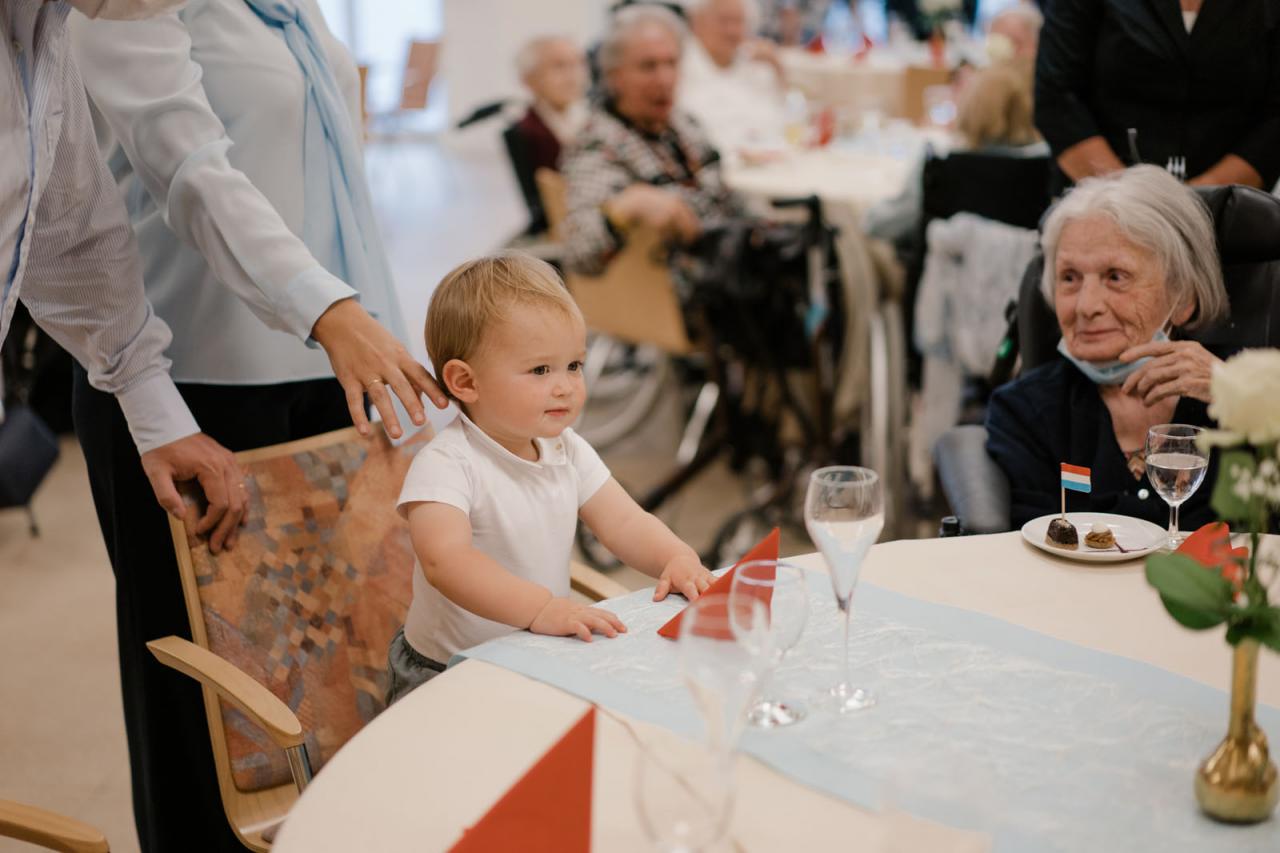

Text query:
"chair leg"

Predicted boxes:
[[25, 505, 39, 538], [286, 743, 313, 794]]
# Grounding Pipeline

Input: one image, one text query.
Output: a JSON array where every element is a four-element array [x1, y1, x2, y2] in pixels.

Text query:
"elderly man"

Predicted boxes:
[[514, 34, 589, 176], [560, 5, 746, 277], [679, 0, 788, 154]]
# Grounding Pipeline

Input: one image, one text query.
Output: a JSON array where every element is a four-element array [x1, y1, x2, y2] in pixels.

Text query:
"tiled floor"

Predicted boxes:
[[0, 137, 934, 852]]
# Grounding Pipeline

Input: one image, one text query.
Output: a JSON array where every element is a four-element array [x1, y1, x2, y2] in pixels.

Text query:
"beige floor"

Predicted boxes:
[[0, 137, 931, 852]]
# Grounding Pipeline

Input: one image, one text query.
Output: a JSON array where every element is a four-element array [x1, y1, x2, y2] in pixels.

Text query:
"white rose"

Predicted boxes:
[[1208, 349, 1280, 445]]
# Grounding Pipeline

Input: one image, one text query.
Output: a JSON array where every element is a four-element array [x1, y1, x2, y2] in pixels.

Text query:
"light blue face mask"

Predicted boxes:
[[1057, 324, 1170, 385]]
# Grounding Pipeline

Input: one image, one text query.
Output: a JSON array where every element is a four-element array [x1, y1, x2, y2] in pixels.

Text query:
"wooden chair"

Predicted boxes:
[[148, 424, 624, 849], [368, 40, 441, 139], [535, 168, 694, 356], [0, 800, 109, 852]]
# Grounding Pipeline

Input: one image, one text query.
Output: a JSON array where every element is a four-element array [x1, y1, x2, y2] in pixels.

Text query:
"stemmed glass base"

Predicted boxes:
[[745, 698, 806, 728], [827, 682, 876, 714]]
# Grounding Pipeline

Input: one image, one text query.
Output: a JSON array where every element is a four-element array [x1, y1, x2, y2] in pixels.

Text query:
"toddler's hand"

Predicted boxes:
[[529, 597, 627, 643], [653, 555, 715, 602]]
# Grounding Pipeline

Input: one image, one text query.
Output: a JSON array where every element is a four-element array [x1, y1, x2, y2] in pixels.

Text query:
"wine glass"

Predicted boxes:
[[728, 560, 810, 728], [1145, 424, 1209, 550], [634, 735, 734, 853], [804, 466, 885, 713], [679, 593, 772, 755]]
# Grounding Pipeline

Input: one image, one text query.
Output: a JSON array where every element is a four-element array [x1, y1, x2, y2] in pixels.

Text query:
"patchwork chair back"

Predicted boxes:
[[151, 424, 429, 849], [535, 168, 694, 355]]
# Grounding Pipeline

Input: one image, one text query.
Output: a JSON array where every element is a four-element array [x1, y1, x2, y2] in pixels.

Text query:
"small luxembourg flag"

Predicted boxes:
[[1061, 463, 1092, 494]]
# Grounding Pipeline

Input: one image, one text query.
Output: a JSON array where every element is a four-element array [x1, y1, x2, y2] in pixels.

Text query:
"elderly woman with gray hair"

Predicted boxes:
[[560, 4, 746, 276], [985, 166, 1231, 529]]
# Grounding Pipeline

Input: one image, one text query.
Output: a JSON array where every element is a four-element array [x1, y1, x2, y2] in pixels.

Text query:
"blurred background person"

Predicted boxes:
[[1035, 0, 1280, 192], [513, 34, 591, 177], [561, 4, 745, 278], [679, 0, 789, 155]]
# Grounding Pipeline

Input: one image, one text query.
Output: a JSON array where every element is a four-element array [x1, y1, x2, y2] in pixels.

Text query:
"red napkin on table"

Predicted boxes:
[[1176, 522, 1247, 586], [449, 708, 595, 853], [657, 528, 780, 640]]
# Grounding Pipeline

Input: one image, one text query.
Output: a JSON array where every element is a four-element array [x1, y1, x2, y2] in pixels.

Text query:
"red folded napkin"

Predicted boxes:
[[657, 528, 780, 640], [449, 707, 595, 853], [1176, 522, 1247, 587]]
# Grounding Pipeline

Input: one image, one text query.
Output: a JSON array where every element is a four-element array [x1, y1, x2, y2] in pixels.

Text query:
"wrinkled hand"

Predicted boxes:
[[311, 298, 448, 439], [653, 554, 714, 602], [1120, 339, 1221, 405], [529, 597, 628, 642], [141, 433, 246, 554], [608, 185, 702, 244]]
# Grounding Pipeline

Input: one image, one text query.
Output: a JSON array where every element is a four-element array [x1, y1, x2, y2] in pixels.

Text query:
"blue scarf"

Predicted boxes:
[[243, 0, 407, 348]]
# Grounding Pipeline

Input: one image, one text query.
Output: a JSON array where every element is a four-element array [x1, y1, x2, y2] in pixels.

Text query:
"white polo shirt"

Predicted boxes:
[[397, 414, 611, 662]]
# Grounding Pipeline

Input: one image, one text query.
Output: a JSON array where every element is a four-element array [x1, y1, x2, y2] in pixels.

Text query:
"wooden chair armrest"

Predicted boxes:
[[146, 636, 304, 750], [0, 800, 109, 853], [570, 561, 630, 602]]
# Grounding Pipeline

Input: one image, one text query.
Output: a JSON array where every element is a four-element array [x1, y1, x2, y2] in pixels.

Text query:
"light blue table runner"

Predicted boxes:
[[456, 574, 1280, 852]]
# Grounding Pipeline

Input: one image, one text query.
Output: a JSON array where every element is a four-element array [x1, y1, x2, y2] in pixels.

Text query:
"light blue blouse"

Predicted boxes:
[[68, 0, 384, 385]]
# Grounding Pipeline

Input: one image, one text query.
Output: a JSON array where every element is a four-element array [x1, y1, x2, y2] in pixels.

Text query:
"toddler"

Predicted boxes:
[[386, 252, 713, 705]]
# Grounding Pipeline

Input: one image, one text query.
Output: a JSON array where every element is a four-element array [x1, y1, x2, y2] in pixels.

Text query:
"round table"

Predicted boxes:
[[274, 533, 1276, 851]]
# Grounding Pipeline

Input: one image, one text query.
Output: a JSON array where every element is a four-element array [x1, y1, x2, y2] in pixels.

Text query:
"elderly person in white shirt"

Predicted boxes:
[[679, 0, 788, 155], [66, 1, 446, 850]]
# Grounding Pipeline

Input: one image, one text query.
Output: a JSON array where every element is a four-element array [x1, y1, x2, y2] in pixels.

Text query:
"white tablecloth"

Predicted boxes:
[[274, 534, 1278, 851]]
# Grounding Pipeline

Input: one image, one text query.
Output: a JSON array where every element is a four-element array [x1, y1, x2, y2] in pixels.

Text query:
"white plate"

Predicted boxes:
[[1020, 512, 1165, 563]]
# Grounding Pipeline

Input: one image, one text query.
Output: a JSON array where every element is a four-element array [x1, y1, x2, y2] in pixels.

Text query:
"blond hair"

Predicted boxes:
[[955, 61, 1038, 149], [425, 251, 581, 388]]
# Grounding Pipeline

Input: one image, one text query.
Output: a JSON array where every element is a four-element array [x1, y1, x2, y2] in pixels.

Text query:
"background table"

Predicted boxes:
[[274, 533, 1279, 851]]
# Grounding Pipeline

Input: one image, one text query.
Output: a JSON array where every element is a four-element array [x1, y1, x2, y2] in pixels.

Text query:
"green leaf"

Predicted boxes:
[[1222, 605, 1280, 649], [1145, 553, 1236, 630], [1161, 595, 1228, 630], [1211, 449, 1257, 523]]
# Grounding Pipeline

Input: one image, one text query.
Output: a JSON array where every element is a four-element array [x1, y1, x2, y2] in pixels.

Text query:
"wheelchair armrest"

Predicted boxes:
[[933, 425, 1012, 535]]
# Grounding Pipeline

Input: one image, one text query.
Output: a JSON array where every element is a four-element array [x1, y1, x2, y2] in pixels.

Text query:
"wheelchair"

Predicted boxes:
[[933, 184, 1280, 535], [554, 191, 906, 569]]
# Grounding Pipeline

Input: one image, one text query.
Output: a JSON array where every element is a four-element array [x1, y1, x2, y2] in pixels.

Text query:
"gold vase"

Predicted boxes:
[[1195, 640, 1279, 822]]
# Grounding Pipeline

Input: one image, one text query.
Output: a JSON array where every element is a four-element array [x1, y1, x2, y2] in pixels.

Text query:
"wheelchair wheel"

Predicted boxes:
[[575, 519, 623, 572], [706, 507, 775, 570], [574, 336, 671, 452]]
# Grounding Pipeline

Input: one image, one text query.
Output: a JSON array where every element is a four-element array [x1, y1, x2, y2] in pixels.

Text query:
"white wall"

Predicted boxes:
[[442, 0, 609, 125]]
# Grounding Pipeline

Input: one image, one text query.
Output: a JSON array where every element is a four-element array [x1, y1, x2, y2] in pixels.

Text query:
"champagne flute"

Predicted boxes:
[[1145, 424, 1209, 550], [804, 466, 884, 713], [678, 594, 773, 755], [634, 736, 734, 853], [728, 560, 810, 728]]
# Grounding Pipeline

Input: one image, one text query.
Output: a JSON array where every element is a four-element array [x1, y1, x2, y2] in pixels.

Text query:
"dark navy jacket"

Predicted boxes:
[[985, 358, 1220, 531]]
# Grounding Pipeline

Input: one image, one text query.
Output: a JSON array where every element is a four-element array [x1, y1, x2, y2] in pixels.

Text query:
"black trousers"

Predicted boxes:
[[72, 367, 350, 853]]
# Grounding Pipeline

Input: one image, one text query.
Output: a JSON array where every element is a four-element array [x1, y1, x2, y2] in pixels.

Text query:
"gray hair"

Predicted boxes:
[[515, 35, 576, 80], [684, 0, 762, 31], [993, 3, 1043, 38], [1040, 165, 1227, 330], [598, 5, 687, 76]]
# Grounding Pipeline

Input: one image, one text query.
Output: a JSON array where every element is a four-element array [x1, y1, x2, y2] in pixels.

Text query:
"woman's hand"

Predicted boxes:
[[1120, 339, 1221, 405], [606, 185, 702, 243], [311, 298, 449, 439], [653, 554, 715, 602], [528, 597, 628, 642]]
